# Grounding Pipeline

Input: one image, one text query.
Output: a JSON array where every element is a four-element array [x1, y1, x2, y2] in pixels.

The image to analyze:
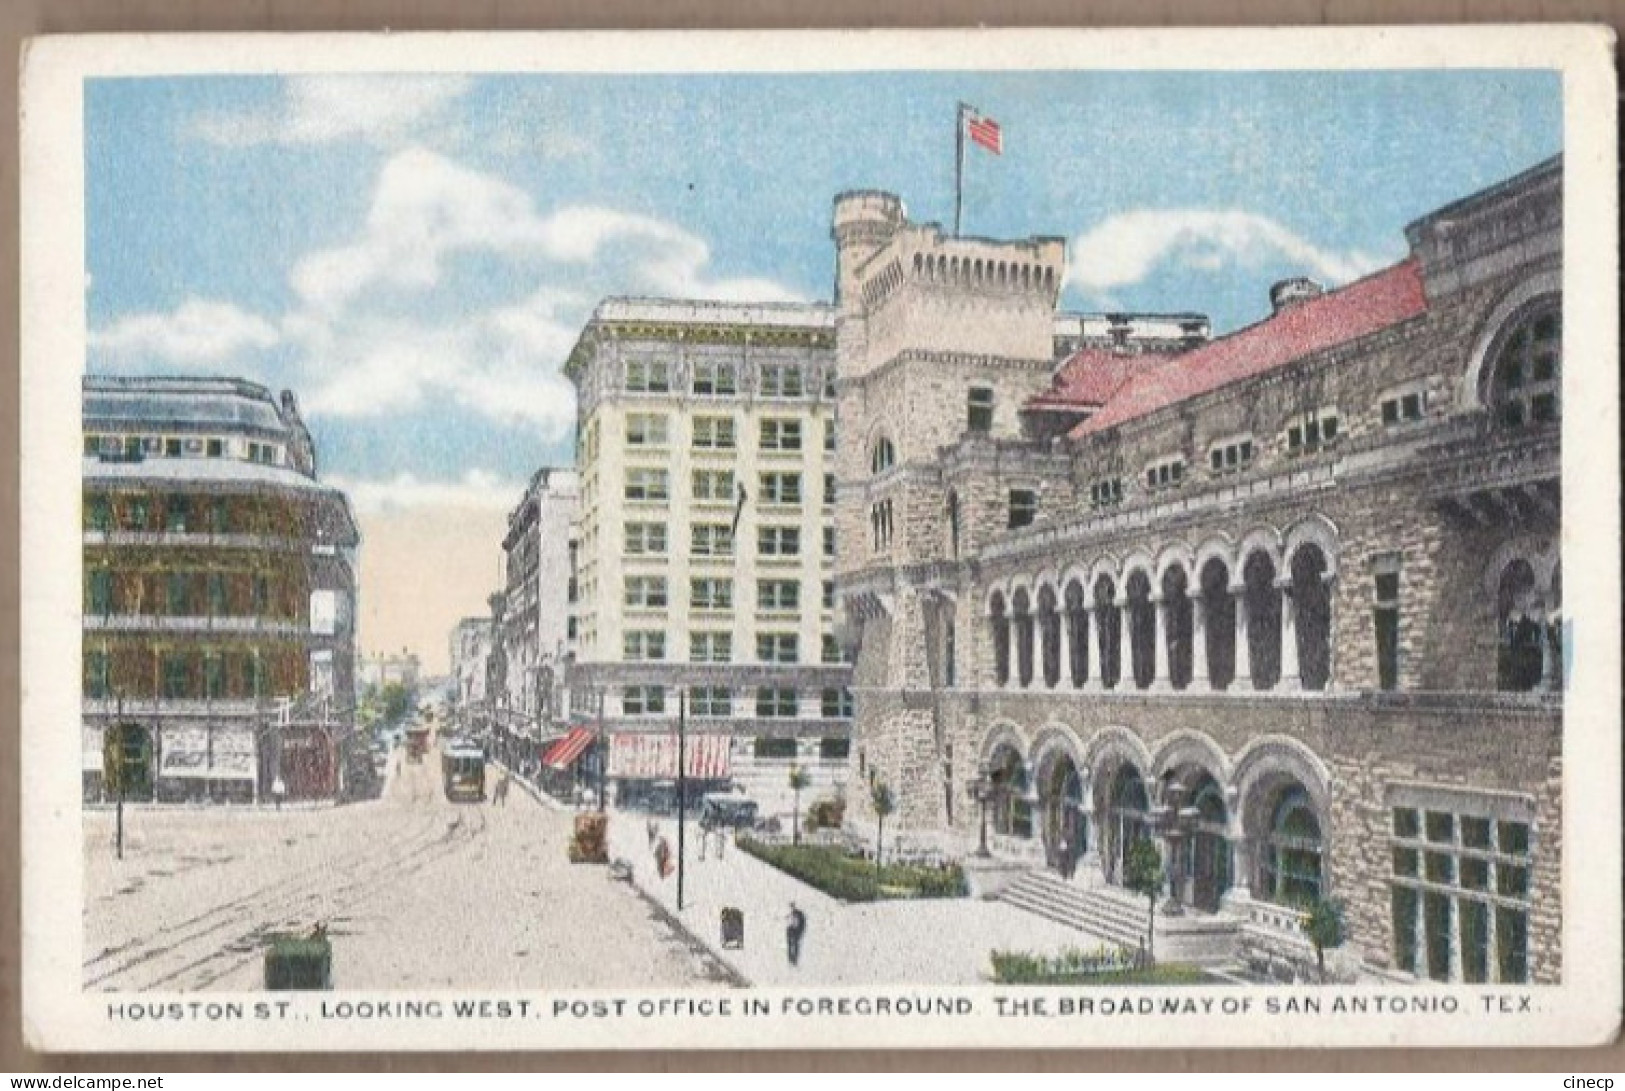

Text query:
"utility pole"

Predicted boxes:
[[113, 690, 125, 861], [596, 688, 607, 813], [676, 688, 687, 913]]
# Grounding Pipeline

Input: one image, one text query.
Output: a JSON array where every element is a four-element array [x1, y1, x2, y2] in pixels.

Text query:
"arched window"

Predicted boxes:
[[1038, 586, 1061, 687], [1200, 558, 1235, 690], [1064, 580, 1088, 687], [1104, 764, 1150, 886], [989, 744, 1031, 838], [1291, 545, 1333, 690], [1497, 559, 1545, 691], [990, 593, 1010, 686], [1261, 785, 1323, 907], [871, 436, 897, 474], [1490, 304, 1561, 429], [1243, 552, 1282, 690], [1126, 570, 1155, 690], [1093, 576, 1121, 688], [1013, 589, 1035, 688], [1161, 565, 1194, 690]]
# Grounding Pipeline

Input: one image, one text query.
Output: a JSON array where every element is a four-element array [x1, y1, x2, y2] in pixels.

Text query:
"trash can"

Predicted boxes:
[[720, 907, 745, 949], [264, 932, 333, 990]]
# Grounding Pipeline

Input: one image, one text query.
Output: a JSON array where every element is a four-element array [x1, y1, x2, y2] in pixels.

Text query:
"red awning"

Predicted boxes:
[[543, 727, 595, 770]]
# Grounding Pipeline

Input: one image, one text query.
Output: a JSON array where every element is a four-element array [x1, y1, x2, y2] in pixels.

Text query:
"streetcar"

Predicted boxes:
[[405, 724, 430, 764], [441, 743, 486, 802]]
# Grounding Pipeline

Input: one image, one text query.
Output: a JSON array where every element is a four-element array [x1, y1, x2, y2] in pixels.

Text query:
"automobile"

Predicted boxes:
[[699, 793, 760, 831]]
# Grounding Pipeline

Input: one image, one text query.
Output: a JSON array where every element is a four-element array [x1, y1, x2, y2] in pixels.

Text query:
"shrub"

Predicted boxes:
[[569, 812, 608, 863], [738, 837, 967, 902], [989, 946, 1209, 986], [805, 796, 845, 831]]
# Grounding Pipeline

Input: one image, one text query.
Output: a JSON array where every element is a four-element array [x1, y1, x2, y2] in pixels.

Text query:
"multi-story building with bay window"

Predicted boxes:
[[81, 376, 359, 804], [831, 158, 1564, 984], [562, 299, 853, 814]]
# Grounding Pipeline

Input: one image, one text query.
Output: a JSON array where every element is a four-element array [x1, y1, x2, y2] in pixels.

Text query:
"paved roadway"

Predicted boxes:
[[82, 747, 733, 991]]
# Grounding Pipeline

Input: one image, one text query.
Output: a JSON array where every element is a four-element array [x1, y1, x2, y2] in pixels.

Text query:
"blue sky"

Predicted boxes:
[[86, 68, 1562, 513]]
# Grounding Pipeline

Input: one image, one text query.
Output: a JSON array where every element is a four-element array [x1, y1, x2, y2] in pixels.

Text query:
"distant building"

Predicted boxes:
[[357, 651, 422, 693], [448, 615, 494, 727], [81, 376, 359, 803]]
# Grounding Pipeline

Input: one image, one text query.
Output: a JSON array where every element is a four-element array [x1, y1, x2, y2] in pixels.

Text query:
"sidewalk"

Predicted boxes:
[[606, 815, 1097, 987]]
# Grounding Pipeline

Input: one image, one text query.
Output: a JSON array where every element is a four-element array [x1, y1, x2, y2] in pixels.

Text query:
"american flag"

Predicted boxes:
[[966, 109, 1002, 155]]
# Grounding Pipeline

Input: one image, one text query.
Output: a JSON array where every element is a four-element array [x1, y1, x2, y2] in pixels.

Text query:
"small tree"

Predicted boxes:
[[788, 766, 812, 846], [1122, 838, 1165, 964], [870, 780, 896, 869], [1302, 897, 1347, 980]]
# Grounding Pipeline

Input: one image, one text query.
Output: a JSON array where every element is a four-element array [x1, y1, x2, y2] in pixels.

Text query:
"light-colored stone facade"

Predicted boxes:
[[833, 160, 1564, 985]]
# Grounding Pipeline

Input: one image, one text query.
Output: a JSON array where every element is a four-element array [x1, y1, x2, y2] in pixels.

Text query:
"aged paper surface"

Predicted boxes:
[[19, 26, 1620, 1052]]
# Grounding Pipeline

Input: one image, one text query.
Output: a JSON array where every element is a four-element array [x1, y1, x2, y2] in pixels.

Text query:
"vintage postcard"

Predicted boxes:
[[19, 27, 1620, 1052]]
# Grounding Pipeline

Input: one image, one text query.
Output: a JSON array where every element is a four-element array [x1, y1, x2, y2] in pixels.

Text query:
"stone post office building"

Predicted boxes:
[[832, 157, 1563, 984]]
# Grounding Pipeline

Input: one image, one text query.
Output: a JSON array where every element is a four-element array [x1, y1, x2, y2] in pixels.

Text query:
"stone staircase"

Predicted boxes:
[[997, 870, 1243, 965]]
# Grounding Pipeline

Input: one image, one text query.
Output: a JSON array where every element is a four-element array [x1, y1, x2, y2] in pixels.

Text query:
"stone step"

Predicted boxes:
[[997, 871, 1152, 950]]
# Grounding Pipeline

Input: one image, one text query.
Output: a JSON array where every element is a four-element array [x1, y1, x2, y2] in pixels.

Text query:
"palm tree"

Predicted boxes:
[[1302, 897, 1347, 981], [870, 779, 896, 869], [788, 765, 812, 846], [1123, 838, 1165, 965]]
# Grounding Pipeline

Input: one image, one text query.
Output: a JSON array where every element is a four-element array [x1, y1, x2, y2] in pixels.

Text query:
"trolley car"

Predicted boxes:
[[441, 743, 486, 802]]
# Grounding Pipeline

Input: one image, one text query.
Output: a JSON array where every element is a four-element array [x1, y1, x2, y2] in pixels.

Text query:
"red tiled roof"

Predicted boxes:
[[1026, 347, 1173, 411], [1067, 259, 1428, 438]]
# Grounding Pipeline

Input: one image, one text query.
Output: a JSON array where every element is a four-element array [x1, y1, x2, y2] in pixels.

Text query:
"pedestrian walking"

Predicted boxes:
[[492, 768, 510, 806], [785, 902, 807, 967]]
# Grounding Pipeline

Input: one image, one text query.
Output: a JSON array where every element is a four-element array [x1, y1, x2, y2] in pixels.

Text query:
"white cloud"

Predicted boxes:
[[327, 468, 524, 515], [1068, 210, 1388, 294], [291, 147, 803, 313], [89, 299, 280, 367], [194, 75, 472, 147]]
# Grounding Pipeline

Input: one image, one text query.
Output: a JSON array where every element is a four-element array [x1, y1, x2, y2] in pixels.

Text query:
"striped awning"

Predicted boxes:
[[542, 727, 595, 770]]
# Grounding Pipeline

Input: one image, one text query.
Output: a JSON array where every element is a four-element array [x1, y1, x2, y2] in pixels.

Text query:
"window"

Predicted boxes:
[[167, 571, 192, 615], [760, 472, 802, 505], [1089, 478, 1124, 510], [1390, 795, 1534, 983], [760, 419, 803, 452], [821, 633, 842, 664], [1008, 489, 1037, 529], [1261, 786, 1323, 907], [1207, 437, 1255, 475], [203, 653, 226, 699], [821, 688, 855, 718], [1286, 408, 1341, 454], [822, 581, 835, 610], [760, 363, 804, 398], [967, 387, 995, 433], [624, 522, 668, 555], [206, 438, 224, 458], [692, 470, 736, 503], [85, 649, 111, 698], [162, 652, 190, 698], [164, 495, 191, 532], [758, 526, 801, 557], [824, 420, 836, 452], [625, 413, 669, 447], [1145, 457, 1186, 492], [823, 473, 837, 506], [692, 416, 737, 450], [1373, 554, 1402, 691], [164, 437, 182, 458], [692, 360, 737, 396], [690, 686, 733, 717], [1381, 387, 1428, 426], [820, 737, 851, 760], [757, 579, 800, 611], [208, 498, 230, 534], [88, 494, 113, 532], [623, 685, 666, 715], [690, 523, 736, 558], [87, 569, 113, 615], [624, 468, 670, 502], [623, 631, 666, 660], [871, 437, 896, 474], [624, 576, 669, 608], [690, 578, 734, 611], [625, 359, 671, 393], [1491, 306, 1561, 428], [122, 497, 149, 531], [756, 633, 799, 663], [207, 573, 228, 615], [823, 527, 836, 558], [690, 632, 733, 663], [755, 688, 799, 718]]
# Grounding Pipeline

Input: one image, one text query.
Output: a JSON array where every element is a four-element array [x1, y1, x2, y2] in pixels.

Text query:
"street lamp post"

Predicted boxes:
[[1151, 782, 1197, 918], [968, 764, 994, 858]]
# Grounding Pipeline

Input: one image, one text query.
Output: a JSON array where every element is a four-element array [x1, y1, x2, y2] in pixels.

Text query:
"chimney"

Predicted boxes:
[[1269, 277, 1324, 314]]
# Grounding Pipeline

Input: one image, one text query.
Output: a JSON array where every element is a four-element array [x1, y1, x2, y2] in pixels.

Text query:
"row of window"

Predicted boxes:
[[624, 359, 836, 399], [622, 630, 846, 665], [85, 568, 296, 619], [626, 468, 839, 505], [84, 493, 306, 537], [581, 414, 836, 466], [626, 574, 838, 611], [83, 645, 300, 700], [620, 685, 853, 719], [84, 433, 285, 466], [620, 523, 835, 561]]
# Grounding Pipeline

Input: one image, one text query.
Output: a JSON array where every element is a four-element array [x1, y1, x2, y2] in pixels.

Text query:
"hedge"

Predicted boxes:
[[738, 837, 968, 902]]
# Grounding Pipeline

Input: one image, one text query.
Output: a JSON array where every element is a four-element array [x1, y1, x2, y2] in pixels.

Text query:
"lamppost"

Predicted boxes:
[[968, 763, 994, 858], [1151, 781, 1198, 917]]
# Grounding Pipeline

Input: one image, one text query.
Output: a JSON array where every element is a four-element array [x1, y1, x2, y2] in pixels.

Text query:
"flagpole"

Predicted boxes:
[[954, 102, 967, 237]]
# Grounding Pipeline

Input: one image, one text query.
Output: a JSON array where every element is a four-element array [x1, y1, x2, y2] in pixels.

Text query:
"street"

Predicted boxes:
[[82, 748, 735, 991]]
